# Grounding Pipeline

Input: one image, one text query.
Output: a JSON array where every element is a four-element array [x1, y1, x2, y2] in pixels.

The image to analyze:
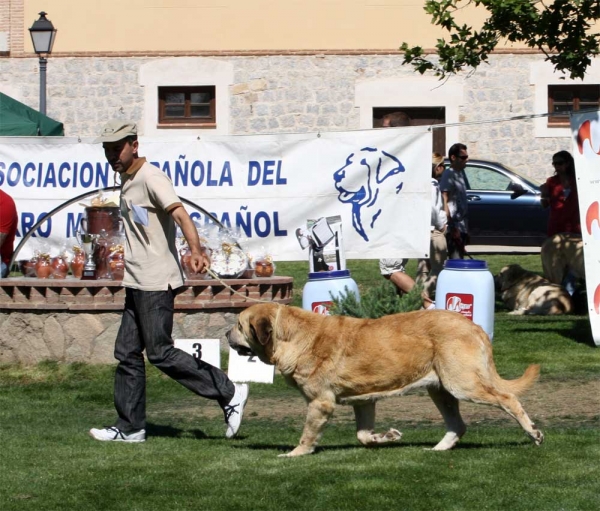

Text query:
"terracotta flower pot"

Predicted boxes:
[[254, 259, 275, 277], [70, 251, 85, 279], [108, 251, 125, 280], [51, 256, 69, 279], [19, 259, 37, 278], [35, 256, 52, 279], [180, 248, 197, 279]]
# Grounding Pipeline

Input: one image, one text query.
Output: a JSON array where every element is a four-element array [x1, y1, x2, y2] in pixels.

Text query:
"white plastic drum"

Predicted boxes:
[[302, 270, 360, 316], [435, 259, 495, 340]]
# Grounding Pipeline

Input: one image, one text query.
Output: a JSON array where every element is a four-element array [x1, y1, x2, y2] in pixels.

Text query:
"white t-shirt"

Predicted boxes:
[[119, 159, 184, 291], [431, 179, 448, 231]]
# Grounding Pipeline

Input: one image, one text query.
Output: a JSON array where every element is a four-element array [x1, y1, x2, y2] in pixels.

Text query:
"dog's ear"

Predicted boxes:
[[251, 316, 273, 346], [496, 267, 510, 292], [377, 150, 405, 184]]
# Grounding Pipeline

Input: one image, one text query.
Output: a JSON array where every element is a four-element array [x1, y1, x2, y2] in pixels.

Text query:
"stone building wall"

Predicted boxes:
[[0, 310, 238, 365], [0, 52, 577, 183]]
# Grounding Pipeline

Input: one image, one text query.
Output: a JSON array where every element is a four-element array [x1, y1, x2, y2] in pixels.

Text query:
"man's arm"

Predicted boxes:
[[539, 183, 550, 209], [0, 232, 7, 248], [169, 206, 210, 273], [441, 191, 451, 222], [441, 190, 460, 240]]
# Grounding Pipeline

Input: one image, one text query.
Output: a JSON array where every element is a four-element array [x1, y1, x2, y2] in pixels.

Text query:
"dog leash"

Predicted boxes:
[[204, 267, 284, 305]]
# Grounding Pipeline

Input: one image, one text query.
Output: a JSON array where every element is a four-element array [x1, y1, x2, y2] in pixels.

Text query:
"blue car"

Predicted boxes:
[[453, 159, 549, 247]]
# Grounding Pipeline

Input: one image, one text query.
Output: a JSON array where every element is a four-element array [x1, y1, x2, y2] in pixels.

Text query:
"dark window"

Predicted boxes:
[[373, 107, 446, 156], [158, 86, 216, 127], [548, 85, 600, 126]]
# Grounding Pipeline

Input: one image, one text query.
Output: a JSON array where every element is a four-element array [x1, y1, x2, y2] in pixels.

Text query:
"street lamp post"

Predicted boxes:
[[28, 11, 57, 116]]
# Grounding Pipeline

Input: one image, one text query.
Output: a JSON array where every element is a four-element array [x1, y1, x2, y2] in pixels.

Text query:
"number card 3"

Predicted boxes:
[[227, 347, 275, 383], [174, 339, 221, 369]]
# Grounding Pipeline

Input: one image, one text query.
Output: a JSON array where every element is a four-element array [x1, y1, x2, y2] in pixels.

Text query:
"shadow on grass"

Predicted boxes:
[[507, 316, 597, 347], [240, 439, 529, 455], [146, 422, 221, 440]]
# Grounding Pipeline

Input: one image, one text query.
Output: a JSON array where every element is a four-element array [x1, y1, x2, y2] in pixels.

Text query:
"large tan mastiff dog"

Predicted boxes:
[[495, 264, 572, 315], [227, 303, 544, 457], [541, 233, 585, 285]]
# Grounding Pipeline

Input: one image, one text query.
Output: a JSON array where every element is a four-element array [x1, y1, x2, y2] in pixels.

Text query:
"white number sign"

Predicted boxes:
[[174, 339, 221, 369], [227, 348, 275, 383]]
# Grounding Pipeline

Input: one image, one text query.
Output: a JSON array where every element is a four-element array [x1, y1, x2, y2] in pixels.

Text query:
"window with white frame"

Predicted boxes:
[[548, 84, 600, 127], [139, 58, 232, 137], [158, 86, 216, 128]]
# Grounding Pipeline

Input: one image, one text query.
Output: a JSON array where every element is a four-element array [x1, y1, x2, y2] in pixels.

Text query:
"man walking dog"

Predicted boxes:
[[90, 120, 248, 443]]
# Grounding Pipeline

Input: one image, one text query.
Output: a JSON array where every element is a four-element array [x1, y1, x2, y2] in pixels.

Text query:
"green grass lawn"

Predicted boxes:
[[1, 255, 599, 511]]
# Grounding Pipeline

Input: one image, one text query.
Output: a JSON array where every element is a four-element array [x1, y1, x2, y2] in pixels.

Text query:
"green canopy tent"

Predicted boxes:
[[0, 92, 64, 136]]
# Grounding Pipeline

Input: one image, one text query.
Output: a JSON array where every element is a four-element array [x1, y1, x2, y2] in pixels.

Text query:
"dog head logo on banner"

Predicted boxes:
[[333, 147, 405, 242], [586, 201, 600, 240], [576, 119, 600, 159], [571, 112, 600, 345]]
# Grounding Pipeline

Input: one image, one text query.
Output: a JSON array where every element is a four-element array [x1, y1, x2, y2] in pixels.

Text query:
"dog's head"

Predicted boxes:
[[226, 303, 282, 364], [333, 147, 405, 205], [333, 147, 405, 241], [494, 264, 528, 292]]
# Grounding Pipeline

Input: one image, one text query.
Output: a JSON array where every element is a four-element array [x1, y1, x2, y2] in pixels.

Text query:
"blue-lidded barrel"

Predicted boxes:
[[435, 259, 495, 340], [302, 270, 360, 315]]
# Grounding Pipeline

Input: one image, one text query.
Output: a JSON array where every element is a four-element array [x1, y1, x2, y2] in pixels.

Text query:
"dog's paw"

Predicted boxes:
[[431, 431, 462, 451], [508, 309, 527, 316], [361, 428, 403, 446], [530, 429, 544, 446], [381, 428, 403, 442], [278, 446, 314, 457]]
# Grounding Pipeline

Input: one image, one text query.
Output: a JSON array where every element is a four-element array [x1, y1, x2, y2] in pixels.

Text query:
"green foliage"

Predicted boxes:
[[402, 0, 600, 79], [329, 281, 424, 319]]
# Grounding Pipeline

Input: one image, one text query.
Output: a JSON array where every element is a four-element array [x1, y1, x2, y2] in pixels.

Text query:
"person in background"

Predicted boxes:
[[89, 120, 248, 443], [540, 150, 580, 237], [440, 143, 469, 259], [540, 150, 581, 295], [378, 111, 418, 298], [381, 111, 411, 129], [0, 189, 18, 278], [417, 153, 448, 306]]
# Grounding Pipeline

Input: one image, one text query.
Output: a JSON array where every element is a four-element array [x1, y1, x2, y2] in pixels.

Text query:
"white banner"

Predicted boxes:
[[570, 111, 600, 346], [0, 128, 432, 262]]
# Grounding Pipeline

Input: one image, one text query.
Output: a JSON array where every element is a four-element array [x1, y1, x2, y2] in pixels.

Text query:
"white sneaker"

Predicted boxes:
[[223, 383, 249, 438], [89, 426, 146, 443]]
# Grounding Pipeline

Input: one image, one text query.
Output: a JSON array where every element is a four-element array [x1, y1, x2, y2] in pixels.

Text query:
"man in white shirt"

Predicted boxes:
[[89, 120, 248, 443]]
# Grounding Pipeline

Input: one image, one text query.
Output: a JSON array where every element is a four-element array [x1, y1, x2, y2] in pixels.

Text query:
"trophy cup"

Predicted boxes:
[[75, 205, 123, 281], [78, 232, 98, 280]]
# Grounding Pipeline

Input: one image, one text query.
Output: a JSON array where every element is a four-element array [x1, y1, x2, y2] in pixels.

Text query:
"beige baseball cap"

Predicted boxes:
[[95, 120, 138, 143]]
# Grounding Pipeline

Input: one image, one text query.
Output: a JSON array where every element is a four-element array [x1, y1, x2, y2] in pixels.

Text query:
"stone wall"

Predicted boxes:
[[0, 52, 577, 183], [0, 276, 293, 365], [0, 309, 238, 365]]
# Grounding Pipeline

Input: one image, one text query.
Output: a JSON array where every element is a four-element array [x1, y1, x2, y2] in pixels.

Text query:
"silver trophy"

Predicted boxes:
[[76, 231, 98, 280]]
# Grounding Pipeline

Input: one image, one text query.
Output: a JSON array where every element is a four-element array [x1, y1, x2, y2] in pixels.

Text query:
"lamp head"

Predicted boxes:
[[29, 12, 57, 55]]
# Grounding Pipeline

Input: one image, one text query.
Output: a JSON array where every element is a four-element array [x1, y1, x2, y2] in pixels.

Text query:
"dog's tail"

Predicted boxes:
[[496, 364, 540, 396]]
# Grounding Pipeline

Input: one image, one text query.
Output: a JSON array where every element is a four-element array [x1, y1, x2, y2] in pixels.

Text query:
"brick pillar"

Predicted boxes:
[[8, 0, 25, 55]]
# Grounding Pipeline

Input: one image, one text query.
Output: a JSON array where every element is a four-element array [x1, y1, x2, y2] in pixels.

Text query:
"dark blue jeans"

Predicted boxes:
[[113, 287, 235, 432]]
